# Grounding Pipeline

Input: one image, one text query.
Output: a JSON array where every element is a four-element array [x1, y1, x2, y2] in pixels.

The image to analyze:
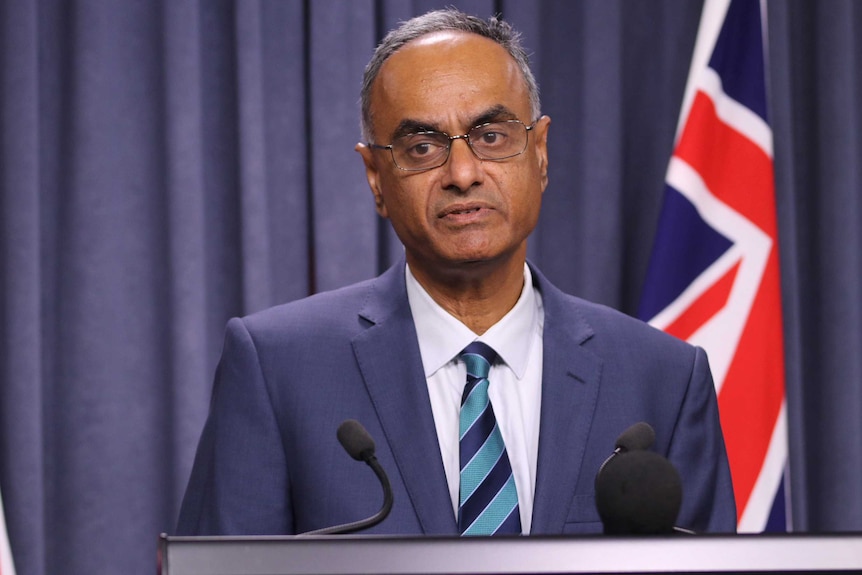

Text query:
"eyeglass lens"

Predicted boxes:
[[392, 121, 528, 170]]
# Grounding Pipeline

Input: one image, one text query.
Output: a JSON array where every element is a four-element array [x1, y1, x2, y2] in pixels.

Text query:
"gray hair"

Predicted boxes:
[[359, 9, 541, 142]]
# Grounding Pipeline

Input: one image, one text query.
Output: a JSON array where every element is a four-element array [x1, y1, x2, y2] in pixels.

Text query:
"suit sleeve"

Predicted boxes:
[[176, 317, 292, 535], [670, 345, 738, 532]]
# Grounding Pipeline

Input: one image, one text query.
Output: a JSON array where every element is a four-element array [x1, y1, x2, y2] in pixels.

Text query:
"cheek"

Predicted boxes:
[[500, 168, 543, 213], [379, 177, 429, 226]]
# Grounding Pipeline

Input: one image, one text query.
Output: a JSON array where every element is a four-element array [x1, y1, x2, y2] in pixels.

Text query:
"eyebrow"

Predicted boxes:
[[471, 105, 519, 127], [391, 119, 441, 140], [388, 105, 520, 141]]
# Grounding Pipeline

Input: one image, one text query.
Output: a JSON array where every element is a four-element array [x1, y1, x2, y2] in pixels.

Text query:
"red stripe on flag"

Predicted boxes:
[[676, 92, 777, 237], [665, 260, 741, 341], [672, 87, 785, 525], [717, 250, 786, 519]]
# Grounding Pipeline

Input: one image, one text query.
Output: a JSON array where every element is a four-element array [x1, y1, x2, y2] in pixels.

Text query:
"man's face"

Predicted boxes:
[[357, 31, 550, 279]]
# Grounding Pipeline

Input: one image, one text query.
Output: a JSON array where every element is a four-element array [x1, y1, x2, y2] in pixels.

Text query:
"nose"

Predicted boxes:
[[440, 137, 484, 193]]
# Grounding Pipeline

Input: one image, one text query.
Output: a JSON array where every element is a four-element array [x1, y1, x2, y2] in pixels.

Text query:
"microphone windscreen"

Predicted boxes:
[[615, 422, 656, 452], [595, 450, 682, 535], [337, 419, 376, 461]]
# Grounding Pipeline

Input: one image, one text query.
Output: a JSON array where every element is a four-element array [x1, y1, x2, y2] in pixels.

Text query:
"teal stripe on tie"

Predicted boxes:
[[460, 426, 505, 502], [459, 379, 490, 438], [461, 474, 520, 536]]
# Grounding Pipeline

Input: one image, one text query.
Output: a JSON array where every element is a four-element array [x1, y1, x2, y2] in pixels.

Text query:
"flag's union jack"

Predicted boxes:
[[638, 0, 787, 532]]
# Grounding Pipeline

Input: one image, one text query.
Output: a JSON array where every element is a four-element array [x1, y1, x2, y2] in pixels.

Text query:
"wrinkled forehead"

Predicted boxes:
[[368, 32, 532, 139]]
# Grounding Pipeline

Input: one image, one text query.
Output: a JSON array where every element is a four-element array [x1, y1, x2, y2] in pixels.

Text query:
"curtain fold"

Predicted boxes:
[[0, 1, 860, 574], [768, 0, 862, 531], [160, 0, 217, 520], [1, 1, 47, 573]]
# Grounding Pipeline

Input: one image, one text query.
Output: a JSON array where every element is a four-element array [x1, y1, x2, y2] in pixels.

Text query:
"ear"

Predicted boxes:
[[533, 115, 551, 192], [355, 143, 389, 218]]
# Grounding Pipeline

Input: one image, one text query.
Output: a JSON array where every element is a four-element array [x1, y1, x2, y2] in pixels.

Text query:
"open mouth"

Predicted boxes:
[[441, 204, 487, 218], [451, 207, 481, 215]]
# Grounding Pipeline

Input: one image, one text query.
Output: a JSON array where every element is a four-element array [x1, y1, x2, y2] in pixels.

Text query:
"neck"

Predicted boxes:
[[408, 253, 527, 335]]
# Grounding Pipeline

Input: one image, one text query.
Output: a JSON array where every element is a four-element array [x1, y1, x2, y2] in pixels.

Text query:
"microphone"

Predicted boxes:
[[595, 449, 682, 534], [594, 422, 682, 535], [615, 421, 656, 452], [597, 421, 655, 477], [300, 419, 394, 536], [337, 419, 377, 462]]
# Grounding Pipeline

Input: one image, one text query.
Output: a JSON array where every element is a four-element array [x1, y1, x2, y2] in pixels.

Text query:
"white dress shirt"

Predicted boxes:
[[405, 263, 544, 534]]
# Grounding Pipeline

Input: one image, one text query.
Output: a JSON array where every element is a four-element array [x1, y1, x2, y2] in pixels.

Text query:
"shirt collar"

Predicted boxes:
[[405, 263, 539, 379]]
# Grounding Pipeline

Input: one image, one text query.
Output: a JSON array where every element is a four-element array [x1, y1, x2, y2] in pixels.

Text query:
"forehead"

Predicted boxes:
[[370, 31, 531, 137]]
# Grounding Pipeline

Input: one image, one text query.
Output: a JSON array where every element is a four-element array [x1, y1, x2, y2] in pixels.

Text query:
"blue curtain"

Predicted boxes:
[[0, 1, 859, 574]]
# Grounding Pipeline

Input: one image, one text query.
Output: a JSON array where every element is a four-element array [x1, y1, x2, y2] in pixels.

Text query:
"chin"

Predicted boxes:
[[450, 250, 509, 268]]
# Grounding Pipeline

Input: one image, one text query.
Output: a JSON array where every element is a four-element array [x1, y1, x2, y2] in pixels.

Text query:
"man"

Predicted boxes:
[[177, 9, 736, 536]]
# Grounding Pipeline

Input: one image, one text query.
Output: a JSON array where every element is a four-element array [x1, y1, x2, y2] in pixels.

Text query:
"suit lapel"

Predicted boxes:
[[351, 262, 457, 534], [529, 268, 603, 534]]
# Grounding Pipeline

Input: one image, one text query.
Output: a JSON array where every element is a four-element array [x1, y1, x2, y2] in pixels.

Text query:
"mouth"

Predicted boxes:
[[449, 207, 481, 215], [439, 203, 490, 219]]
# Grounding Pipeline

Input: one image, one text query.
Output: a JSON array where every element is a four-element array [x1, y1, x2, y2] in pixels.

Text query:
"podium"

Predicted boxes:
[[158, 533, 862, 574]]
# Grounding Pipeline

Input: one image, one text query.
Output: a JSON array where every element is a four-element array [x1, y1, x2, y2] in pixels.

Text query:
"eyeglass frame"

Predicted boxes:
[[366, 119, 538, 172]]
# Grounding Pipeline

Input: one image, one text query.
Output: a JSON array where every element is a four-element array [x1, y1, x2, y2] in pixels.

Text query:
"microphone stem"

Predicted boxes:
[[300, 455, 393, 536], [597, 447, 622, 478], [366, 455, 394, 524]]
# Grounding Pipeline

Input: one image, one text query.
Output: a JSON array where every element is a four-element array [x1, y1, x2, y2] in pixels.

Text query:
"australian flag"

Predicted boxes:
[[638, 0, 788, 532]]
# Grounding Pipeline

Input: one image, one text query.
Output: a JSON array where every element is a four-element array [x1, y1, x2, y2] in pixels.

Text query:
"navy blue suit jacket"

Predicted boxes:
[[177, 260, 736, 535]]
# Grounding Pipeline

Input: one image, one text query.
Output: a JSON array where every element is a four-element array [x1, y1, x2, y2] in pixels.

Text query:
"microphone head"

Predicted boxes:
[[337, 419, 376, 462], [614, 422, 656, 452], [595, 450, 682, 535]]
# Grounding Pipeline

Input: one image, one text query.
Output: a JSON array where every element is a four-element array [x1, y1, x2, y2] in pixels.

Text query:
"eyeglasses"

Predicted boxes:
[[368, 119, 536, 172]]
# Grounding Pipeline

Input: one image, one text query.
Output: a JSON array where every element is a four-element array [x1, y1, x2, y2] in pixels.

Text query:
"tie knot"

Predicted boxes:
[[460, 341, 497, 380]]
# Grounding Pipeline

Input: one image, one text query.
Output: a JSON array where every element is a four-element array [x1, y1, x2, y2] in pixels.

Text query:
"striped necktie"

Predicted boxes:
[[458, 341, 521, 535]]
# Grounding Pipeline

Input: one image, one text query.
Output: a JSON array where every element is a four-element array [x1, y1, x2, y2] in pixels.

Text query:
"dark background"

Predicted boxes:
[[0, 1, 859, 574]]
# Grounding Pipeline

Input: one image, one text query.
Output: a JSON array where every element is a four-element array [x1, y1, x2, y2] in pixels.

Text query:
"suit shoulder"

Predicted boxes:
[[237, 276, 379, 337], [561, 292, 696, 357], [531, 263, 693, 357]]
